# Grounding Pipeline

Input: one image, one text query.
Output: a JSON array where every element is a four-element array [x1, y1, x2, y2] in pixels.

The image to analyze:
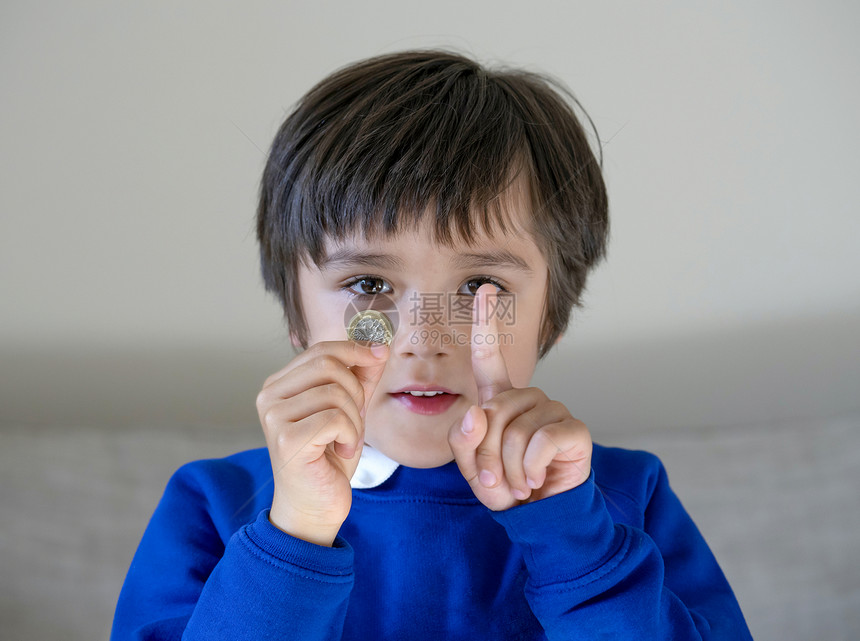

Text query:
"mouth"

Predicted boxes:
[[388, 387, 460, 415]]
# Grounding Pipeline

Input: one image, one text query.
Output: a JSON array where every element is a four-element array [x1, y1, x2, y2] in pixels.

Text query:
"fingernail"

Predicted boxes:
[[370, 343, 389, 358], [512, 489, 528, 501], [526, 476, 538, 489], [479, 469, 497, 488], [461, 408, 474, 434]]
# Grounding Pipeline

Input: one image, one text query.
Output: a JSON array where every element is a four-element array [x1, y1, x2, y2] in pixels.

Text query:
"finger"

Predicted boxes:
[[351, 344, 390, 418], [265, 383, 364, 445], [259, 354, 364, 411], [479, 387, 547, 434], [474, 408, 506, 491], [472, 387, 545, 495], [471, 284, 513, 405], [259, 343, 389, 424], [522, 420, 591, 490], [448, 405, 486, 482], [263, 340, 389, 390], [472, 387, 544, 494], [500, 412, 541, 500], [266, 404, 361, 467], [448, 405, 516, 509], [500, 399, 575, 490]]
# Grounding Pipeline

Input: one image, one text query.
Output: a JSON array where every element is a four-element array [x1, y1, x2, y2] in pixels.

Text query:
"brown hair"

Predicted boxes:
[[256, 49, 608, 358]]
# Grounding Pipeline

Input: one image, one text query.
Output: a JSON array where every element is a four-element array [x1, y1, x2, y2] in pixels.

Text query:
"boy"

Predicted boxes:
[[112, 50, 752, 639]]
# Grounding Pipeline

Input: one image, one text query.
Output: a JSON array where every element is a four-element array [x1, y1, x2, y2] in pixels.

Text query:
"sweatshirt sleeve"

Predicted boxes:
[[111, 462, 354, 640], [491, 456, 752, 640]]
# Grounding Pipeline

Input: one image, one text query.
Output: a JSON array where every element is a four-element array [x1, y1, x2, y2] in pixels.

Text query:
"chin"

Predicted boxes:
[[373, 440, 455, 469]]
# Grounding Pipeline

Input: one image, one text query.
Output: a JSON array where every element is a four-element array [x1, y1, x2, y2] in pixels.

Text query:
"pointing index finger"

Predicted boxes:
[[471, 283, 513, 405]]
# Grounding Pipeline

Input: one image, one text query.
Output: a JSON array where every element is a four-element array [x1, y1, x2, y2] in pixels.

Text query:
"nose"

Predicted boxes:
[[392, 291, 467, 359]]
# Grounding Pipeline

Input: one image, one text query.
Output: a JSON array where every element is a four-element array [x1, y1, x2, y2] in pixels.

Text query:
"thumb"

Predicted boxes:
[[448, 404, 489, 480], [354, 343, 390, 418]]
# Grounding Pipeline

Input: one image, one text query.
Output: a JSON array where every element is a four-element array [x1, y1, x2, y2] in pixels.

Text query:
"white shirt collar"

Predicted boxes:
[[350, 445, 400, 489]]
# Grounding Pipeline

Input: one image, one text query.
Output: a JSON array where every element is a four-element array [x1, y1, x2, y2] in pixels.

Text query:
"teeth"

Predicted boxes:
[[405, 391, 444, 396]]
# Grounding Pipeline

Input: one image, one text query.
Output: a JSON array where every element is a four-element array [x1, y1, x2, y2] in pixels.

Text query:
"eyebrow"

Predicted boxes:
[[319, 248, 534, 275], [454, 251, 534, 275], [319, 250, 404, 271]]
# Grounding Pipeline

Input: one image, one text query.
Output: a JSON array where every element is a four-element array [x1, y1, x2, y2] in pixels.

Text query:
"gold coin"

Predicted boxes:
[[347, 310, 394, 345]]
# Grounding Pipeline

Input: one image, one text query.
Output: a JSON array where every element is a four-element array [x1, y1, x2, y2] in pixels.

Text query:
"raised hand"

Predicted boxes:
[[448, 284, 592, 511], [256, 341, 389, 546]]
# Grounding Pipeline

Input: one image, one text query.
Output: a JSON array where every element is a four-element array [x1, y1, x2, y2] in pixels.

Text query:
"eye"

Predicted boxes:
[[342, 276, 391, 296], [460, 276, 508, 296]]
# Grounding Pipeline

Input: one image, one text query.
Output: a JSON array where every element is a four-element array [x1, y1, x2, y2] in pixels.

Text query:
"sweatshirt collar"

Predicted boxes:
[[350, 447, 476, 499]]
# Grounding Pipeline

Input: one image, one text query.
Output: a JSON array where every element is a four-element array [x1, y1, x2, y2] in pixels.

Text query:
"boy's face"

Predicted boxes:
[[295, 189, 551, 468]]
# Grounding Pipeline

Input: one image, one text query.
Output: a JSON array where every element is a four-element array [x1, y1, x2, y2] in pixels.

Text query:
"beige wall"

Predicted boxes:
[[2, 1, 859, 428], [3, 6, 859, 639]]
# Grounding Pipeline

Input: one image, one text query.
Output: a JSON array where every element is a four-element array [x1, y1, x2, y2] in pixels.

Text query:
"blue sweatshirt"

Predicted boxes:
[[112, 444, 752, 639]]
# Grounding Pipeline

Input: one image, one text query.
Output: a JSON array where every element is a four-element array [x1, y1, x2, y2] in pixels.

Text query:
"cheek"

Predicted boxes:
[[503, 305, 543, 387], [505, 344, 538, 388], [302, 296, 351, 344]]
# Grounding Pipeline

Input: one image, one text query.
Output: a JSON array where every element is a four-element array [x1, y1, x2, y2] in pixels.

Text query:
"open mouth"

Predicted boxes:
[[390, 391, 460, 415]]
